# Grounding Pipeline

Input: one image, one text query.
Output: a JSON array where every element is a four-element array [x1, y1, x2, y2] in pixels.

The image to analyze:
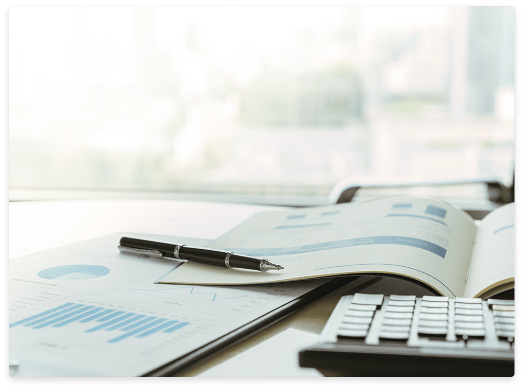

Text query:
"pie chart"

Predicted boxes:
[[37, 265, 110, 281]]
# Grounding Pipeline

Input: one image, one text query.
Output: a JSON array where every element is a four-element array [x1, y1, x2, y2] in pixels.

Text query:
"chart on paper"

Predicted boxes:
[[9, 289, 212, 365], [9, 233, 326, 376], [10, 302, 191, 344], [102, 283, 293, 317]]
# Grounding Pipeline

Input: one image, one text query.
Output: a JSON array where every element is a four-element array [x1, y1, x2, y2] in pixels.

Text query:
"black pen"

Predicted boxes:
[[118, 237, 284, 272]]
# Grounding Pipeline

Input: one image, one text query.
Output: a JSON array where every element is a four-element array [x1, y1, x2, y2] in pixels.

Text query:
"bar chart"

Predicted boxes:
[[9, 302, 190, 344]]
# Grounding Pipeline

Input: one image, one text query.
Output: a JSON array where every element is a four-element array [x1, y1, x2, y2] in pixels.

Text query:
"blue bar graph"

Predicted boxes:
[[23, 304, 86, 327], [164, 321, 190, 333], [108, 318, 167, 343], [96, 311, 126, 322], [105, 315, 146, 331], [9, 303, 75, 328], [136, 320, 178, 338], [80, 309, 115, 323], [86, 313, 136, 333], [33, 306, 95, 329], [53, 307, 102, 327], [10, 302, 191, 344], [121, 316, 157, 331]]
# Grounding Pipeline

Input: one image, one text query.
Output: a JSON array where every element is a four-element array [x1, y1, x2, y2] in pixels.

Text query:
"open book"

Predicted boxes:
[[158, 197, 514, 299]]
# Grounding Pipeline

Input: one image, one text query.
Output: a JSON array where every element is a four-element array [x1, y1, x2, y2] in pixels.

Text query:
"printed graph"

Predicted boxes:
[[493, 224, 514, 235], [128, 286, 249, 301], [98, 284, 279, 318], [9, 302, 189, 344], [226, 235, 447, 258]]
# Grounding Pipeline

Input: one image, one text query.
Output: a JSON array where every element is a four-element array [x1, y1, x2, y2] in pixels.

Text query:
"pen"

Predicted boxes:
[[118, 237, 284, 272]]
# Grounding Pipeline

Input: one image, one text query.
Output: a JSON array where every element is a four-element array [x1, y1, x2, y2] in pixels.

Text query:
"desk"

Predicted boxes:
[[8, 199, 434, 377]]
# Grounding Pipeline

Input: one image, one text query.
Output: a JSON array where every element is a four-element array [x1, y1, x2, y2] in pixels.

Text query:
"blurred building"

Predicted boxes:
[[381, 28, 450, 97], [238, 71, 363, 127], [450, 6, 515, 117]]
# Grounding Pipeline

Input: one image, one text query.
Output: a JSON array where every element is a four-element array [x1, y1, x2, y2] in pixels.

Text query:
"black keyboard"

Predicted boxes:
[[299, 294, 514, 377]]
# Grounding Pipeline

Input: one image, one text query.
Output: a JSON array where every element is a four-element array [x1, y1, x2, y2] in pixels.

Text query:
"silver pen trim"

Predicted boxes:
[[225, 252, 233, 268], [118, 245, 165, 259], [173, 244, 185, 259], [259, 259, 284, 272]]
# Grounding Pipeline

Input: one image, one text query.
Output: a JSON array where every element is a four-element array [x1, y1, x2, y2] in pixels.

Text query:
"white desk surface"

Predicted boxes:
[[8, 199, 433, 377]]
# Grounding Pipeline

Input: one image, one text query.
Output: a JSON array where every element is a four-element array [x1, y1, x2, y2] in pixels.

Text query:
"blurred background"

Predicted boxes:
[[9, 6, 515, 205]]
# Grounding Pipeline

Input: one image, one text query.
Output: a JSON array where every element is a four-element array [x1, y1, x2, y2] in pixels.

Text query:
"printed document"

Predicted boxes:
[[9, 233, 327, 377], [159, 197, 514, 299]]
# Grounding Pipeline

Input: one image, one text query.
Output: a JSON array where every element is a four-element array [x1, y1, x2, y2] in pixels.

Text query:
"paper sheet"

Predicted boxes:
[[197, 328, 322, 377], [159, 197, 477, 298], [465, 202, 515, 298], [9, 233, 328, 377]]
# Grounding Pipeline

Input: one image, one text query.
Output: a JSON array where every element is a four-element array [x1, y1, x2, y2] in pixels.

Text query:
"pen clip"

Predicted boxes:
[[118, 245, 164, 259]]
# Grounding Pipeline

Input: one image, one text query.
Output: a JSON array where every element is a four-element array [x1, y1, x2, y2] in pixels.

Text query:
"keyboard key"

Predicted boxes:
[[455, 328, 486, 337], [493, 311, 514, 318], [387, 300, 415, 307], [348, 304, 377, 312], [389, 295, 416, 301], [352, 293, 384, 306], [383, 312, 413, 319], [418, 319, 448, 328], [455, 297, 482, 304], [421, 301, 448, 308], [455, 302, 483, 309], [343, 316, 373, 325], [339, 323, 369, 331], [455, 322, 485, 329], [382, 318, 412, 326], [494, 316, 514, 324], [420, 307, 448, 314], [418, 326, 448, 335], [455, 308, 483, 316], [386, 306, 414, 313], [496, 330, 515, 339], [495, 323, 514, 331], [487, 299, 514, 307], [379, 331, 410, 340], [422, 296, 449, 302], [381, 324, 411, 332], [329, 295, 515, 353], [345, 309, 374, 318], [455, 315, 484, 322], [493, 305, 515, 312], [419, 313, 448, 321], [337, 329, 368, 339]]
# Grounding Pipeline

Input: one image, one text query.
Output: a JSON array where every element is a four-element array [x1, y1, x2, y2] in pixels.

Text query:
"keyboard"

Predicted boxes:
[[299, 294, 514, 377]]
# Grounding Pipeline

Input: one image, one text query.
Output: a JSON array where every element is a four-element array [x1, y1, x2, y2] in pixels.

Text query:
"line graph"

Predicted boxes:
[[127, 286, 249, 301], [104, 284, 251, 305], [122, 285, 250, 301]]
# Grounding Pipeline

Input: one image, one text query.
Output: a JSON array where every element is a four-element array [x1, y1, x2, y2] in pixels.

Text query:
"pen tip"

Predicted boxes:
[[261, 261, 284, 271]]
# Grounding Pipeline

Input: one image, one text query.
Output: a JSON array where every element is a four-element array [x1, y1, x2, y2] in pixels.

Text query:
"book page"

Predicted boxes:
[[159, 197, 477, 298], [464, 202, 515, 298]]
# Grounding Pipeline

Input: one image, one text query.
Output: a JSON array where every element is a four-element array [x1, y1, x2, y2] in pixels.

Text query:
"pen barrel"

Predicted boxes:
[[120, 237, 175, 257], [180, 247, 262, 270], [119, 237, 266, 271], [179, 246, 230, 268], [229, 253, 263, 271]]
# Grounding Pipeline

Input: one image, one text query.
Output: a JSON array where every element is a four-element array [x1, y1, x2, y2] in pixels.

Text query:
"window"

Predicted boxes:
[[9, 6, 515, 202]]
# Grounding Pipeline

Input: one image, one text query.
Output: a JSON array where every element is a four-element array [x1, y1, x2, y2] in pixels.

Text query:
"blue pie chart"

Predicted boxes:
[[37, 265, 110, 281]]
